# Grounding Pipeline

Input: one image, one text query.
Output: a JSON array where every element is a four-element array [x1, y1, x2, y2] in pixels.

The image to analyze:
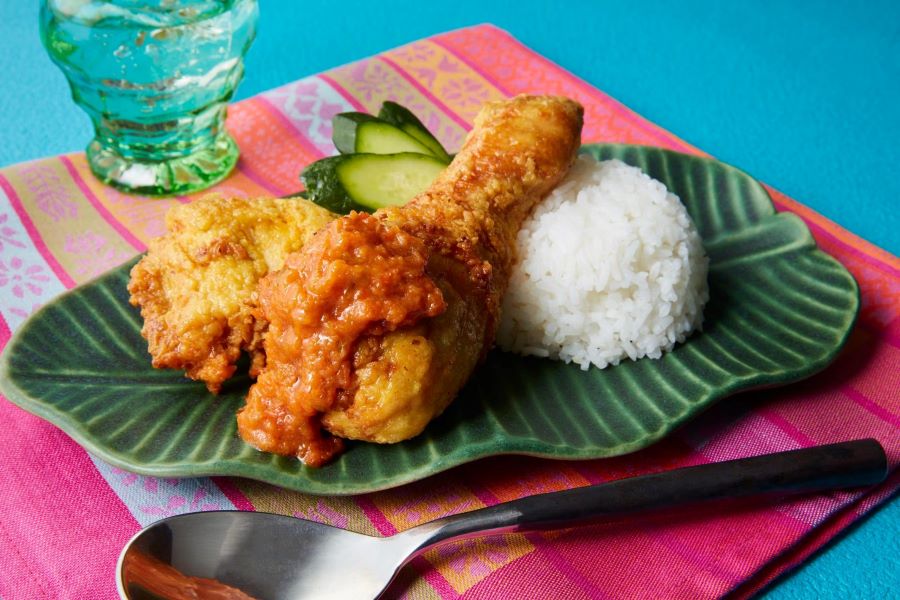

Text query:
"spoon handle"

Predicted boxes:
[[405, 439, 887, 554]]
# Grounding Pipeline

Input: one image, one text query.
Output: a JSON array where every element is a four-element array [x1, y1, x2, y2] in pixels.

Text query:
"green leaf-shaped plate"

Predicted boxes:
[[0, 144, 859, 494]]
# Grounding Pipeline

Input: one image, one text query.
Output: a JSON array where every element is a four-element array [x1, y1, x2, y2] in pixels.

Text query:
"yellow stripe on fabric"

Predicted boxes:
[[370, 479, 485, 531], [381, 39, 508, 126], [421, 534, 534, 595], [228, 479, 378, 535], [64, 154, 180, 248], [2, 157, 140, 286], [400, 580, 443, 600], [67, 154, 278, 249]]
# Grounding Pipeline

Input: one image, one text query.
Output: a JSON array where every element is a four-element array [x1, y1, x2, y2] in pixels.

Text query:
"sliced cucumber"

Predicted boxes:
[[302, 153, 446, 214], [339, 153, 445, 210], [332, 113, 438, 157], [301, 156, 345, 211], [378, 101, 452, 163]]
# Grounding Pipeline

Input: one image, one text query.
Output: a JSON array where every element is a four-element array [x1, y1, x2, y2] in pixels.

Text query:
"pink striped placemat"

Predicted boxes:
[[0, 24, 897, 599]]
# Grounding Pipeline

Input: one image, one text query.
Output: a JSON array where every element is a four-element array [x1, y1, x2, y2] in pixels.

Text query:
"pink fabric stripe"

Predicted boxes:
[[653, 529, 742, 584], [0, 400, 139, 599], [376, 55, 472, 131], [211, 477, 256, 511], [355, 495, 397, 535], [760, 410, 817, 447], [58, 155, 146, 253], [531, 537, 613, 600], [252, 95, 327, 159], [770, 197, 900, 279], [318, 73, 367, 112], [0, 172, 76, 289], [471, 25, 695, 154], [0, 507, 58, 600], [235, 160, 289, 197], [842, 385, 900, 428], [0, 311, 9, 347]]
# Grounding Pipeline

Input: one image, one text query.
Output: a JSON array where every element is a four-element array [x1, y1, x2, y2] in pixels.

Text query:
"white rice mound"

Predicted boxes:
[[497, 155, 709, 369]]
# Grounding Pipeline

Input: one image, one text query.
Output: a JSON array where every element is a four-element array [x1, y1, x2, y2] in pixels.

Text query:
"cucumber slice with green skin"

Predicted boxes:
[[339, 153, 446, 210], [378, 101, 452, 163], [301, 153, 446, 214], [301, 156, 351, 212], [332, 113, 438, 157]]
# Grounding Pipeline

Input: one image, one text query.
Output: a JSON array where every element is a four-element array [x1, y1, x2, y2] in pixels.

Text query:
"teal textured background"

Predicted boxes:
[[0, 1, 897, 597]]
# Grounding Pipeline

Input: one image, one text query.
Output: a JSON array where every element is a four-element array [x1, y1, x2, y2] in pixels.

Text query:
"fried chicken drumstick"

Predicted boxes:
[[238, 95, 584, 465]]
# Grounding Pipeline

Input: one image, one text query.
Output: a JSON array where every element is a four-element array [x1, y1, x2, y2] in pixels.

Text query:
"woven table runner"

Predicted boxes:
[[0, 24, 897, 599]]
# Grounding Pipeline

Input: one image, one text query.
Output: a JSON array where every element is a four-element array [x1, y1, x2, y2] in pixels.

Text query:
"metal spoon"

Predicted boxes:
[[117, 439, 887, 600]]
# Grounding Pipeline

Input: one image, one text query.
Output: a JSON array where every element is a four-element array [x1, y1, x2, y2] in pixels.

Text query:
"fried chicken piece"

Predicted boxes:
[[238, 95, 583, 465], [128, 196, 336, 393]]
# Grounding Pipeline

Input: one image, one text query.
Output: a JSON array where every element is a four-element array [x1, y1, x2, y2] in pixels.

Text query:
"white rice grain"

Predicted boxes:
[[497, 156, 709, 369]]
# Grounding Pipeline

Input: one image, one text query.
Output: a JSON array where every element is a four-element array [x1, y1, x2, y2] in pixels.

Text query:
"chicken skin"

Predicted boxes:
[[128, 196, 336, 393], [238, 95, 584, 465]]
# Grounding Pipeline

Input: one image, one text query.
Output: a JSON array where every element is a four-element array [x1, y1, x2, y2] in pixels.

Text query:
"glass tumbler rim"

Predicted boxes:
[[41, 0, 256, 29]]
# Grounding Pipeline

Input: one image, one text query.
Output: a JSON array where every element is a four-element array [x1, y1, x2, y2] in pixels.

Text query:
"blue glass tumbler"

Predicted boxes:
[[40, 0, 259, 196]]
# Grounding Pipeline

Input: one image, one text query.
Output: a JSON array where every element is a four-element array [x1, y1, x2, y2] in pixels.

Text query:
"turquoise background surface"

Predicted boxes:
[[0, 1, 896, 597]]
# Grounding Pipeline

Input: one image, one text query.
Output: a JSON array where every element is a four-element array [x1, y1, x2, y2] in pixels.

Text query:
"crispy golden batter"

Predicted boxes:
[[127, 196, 336, 393], [239, 95, 583, 463]]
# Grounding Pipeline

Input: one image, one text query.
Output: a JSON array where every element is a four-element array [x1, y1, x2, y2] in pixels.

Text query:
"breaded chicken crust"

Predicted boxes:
[[128, 196, 335, 393]]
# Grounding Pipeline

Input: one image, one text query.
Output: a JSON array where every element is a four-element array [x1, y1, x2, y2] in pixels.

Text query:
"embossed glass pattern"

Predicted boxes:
[[40, 0, 258, 196]]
